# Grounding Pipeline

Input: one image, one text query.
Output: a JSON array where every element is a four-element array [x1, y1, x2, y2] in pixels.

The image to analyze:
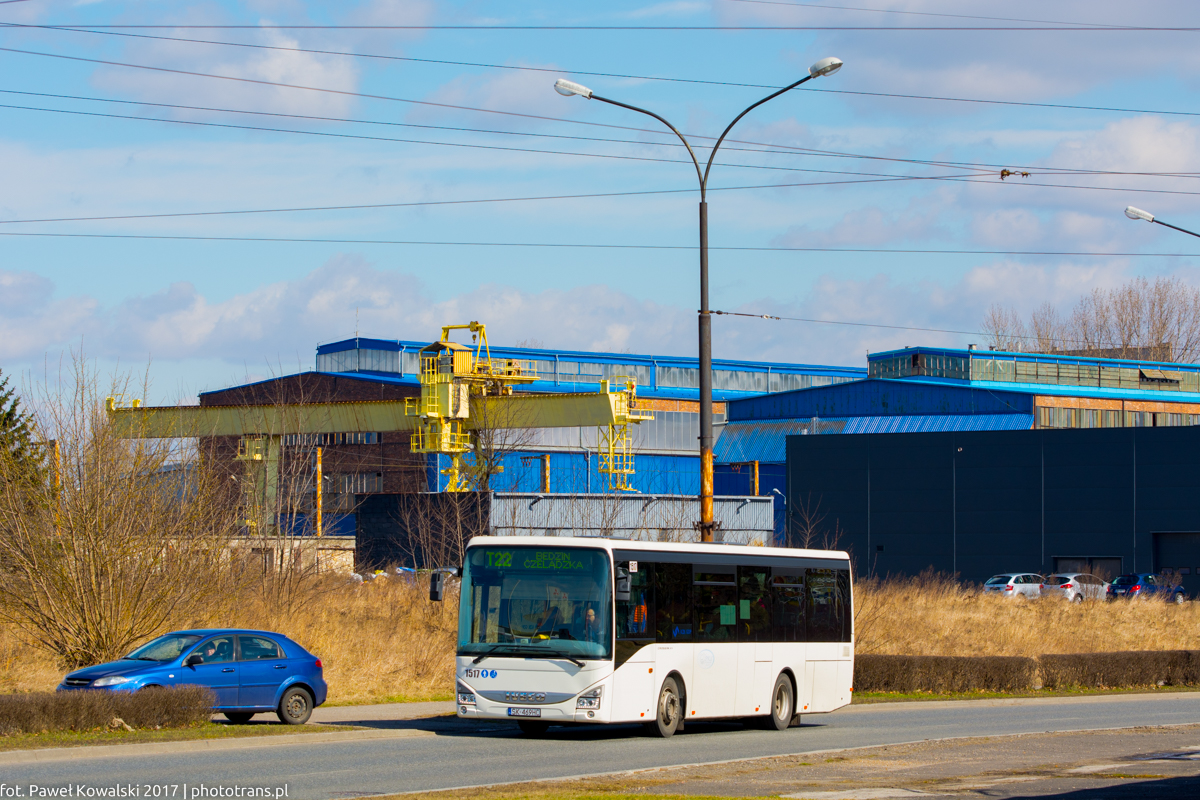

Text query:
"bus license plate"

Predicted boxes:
[[507, 707, 541, 718]]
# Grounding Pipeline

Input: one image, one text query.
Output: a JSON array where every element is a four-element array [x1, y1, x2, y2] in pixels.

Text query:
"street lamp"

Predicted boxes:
[[555, 58, 843, 542], [1124, 206, 1200, 239]]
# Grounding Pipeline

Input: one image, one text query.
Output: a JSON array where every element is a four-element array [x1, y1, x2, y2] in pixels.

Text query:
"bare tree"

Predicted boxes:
[[788, 492, 843, 550], [463, 395, 537, 493], [0, 357, 243, 666], [982, 276, 1200, 362]]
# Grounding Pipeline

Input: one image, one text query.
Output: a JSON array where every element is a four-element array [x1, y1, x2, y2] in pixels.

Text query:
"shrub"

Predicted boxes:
[[1039, 650, 1200, 689], [0, 686, 214, 736], [855, 654, 1038, 693]]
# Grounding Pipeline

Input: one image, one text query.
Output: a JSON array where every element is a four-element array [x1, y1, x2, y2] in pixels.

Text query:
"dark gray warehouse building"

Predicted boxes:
[[787, 427, 1200, 595]]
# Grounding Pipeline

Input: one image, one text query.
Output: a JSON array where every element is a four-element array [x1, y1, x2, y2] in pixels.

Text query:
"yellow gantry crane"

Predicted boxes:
[[106, 322, 653, 532]]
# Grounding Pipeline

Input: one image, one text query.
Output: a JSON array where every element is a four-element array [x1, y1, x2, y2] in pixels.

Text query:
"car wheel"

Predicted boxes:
[[277, 686, 313, 725], [1072, 594, 1083, 603], [764, 673, 794, 731], [517, 720, 550, 736], [649, 676, 682, 738], [1176, 593, 1187, 605], [224, 712, 255, 724]]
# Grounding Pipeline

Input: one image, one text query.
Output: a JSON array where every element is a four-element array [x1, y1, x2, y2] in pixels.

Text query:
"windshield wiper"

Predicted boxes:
[[471, 645, 585, 668]]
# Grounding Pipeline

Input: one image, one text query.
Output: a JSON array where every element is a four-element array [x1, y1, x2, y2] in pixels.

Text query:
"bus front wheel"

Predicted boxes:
[[766, 673, 794, 731], [648, 676, 682, 738]]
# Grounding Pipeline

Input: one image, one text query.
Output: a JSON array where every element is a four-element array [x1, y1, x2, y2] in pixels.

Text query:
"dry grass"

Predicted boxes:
[[8, 570, 1200, 705], [855, 572, 1200, 657], [226, 576, 459, 705]]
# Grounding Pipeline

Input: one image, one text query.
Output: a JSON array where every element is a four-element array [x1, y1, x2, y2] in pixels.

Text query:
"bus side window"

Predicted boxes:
[[655, 562, 693, 642], [770, 568, 805, 642], [738, 567, 771, 642], [806, 568, 842, 642], [616, 561, 654, 640], [694, 567, 737, 643], [838, 568, 852, 643]]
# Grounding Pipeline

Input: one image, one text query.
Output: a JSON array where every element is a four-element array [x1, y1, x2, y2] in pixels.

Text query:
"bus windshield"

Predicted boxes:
[[458, 545, 612, 660]]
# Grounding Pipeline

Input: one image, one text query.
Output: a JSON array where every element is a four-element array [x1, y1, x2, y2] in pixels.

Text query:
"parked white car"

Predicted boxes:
[[1042, 573, 1107, 602], [983, 572, 1045, 599]]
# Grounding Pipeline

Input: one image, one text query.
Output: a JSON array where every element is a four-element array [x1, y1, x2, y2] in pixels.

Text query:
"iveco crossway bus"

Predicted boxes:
[[441, 536, 853, 737]]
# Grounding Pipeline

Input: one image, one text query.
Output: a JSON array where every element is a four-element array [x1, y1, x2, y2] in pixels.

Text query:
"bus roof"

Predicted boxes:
[[466, 536, 850, 562]]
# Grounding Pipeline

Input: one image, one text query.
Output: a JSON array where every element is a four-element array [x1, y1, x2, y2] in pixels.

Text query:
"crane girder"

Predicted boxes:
[[106, 392, 627, 439]]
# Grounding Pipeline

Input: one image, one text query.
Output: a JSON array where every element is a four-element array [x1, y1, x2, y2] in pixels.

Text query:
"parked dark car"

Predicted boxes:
[[1106, 573, 1186, 604], [57, 629, 327, 724]]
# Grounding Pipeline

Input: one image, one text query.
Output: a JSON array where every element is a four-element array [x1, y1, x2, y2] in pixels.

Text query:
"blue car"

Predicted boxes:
[[1106, 573, 1187, 604], [57, 629, 327, 724]]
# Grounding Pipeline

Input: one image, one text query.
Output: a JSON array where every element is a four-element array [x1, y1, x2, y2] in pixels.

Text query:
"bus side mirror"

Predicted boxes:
[[430, 571, 446, 602], [616, 567, 631, 602]]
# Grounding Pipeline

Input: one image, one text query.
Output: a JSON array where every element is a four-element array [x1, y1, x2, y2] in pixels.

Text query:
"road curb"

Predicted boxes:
[[0, 726, 436, 766]]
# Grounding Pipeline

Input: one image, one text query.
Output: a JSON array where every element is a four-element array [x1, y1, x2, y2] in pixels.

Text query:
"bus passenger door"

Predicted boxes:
[[693, 567, 738, 718], [613, 560, 655, 722], [737, 567, 773, 716]]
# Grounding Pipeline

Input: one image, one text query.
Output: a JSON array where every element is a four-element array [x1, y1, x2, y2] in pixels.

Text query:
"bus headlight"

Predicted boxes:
[[456, 683, 476, 706], [576, 686, 602, 710]]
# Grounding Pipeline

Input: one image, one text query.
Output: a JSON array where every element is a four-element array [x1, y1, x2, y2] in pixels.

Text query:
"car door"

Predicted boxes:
[[237, 635, 288, 709], [181, 635, 238, 707]]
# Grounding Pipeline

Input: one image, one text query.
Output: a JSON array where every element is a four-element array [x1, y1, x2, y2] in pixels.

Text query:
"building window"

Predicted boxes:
[[284, 433, 379, 447]]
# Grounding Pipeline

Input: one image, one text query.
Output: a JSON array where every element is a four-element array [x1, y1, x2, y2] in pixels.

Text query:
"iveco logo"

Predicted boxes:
[[505, 691, 546, 703]]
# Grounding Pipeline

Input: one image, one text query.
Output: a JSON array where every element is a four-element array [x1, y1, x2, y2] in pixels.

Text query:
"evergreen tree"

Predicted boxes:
[[0, 368, 38, 480]]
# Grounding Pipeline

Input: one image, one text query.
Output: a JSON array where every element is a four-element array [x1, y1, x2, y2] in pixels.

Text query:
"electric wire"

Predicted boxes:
[[8, 23, 1200, 122], [719, 0, 1130, 28], [10, 87, 1194, 183], [8, 23, 1200, 31], [0, 99, 997, 181], [0, 230, 1194, 258]]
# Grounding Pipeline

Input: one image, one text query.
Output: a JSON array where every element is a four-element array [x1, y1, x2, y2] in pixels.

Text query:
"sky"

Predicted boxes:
[[4, 0, 1200, 402]]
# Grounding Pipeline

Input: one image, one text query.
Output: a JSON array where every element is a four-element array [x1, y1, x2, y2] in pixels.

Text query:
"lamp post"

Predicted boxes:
[[554, 57, 843, 542], [1124, 206, 1200, 239]]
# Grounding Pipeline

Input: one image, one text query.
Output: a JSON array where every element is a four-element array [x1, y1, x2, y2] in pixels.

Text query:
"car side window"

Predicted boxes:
[[239, 635, 283, 660], [192, 636, 235, 664]]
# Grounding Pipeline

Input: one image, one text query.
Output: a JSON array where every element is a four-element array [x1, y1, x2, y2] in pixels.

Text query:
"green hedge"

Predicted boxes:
[[854, 654, 1038, 693], [0, 686, 215, 736], [855, 650, 1200, 693]]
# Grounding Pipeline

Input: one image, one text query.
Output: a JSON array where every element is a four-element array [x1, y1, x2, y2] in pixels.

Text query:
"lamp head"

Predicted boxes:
[[809, 56, 843, 78], [1124, 206, 1155, 222], [554, 79, 593, 99]]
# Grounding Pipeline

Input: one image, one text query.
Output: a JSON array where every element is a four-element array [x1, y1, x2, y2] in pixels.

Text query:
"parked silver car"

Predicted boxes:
[[1042, 573, 1107, 602], [983, 572, 1045, 598]]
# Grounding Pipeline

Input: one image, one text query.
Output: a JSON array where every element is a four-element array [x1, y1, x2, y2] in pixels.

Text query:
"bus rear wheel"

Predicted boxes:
[[765, 673, 794, 731], [648, 676, 682, 738]]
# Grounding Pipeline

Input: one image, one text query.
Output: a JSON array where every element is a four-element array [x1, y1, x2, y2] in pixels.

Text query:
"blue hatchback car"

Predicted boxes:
[[57, 629, 327, 724], [1106, 573, 1187, 604]]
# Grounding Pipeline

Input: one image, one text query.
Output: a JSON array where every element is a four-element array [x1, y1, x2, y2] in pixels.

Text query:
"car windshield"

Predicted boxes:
[[458, 545, 612, 660], [1113, 575, 1138, 585], [1045, 576, 1070, 585], [124, 633, 203, 662], [985, 575, 1012, 585]]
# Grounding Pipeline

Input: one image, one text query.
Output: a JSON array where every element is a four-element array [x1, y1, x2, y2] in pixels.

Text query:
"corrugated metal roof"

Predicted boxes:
[[840, 413, 1034, 434], [716, 413, 1034, 463]]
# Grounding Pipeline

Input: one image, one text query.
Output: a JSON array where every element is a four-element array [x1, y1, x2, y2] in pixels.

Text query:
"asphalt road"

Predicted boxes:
[[5, 693, 1200, 798]]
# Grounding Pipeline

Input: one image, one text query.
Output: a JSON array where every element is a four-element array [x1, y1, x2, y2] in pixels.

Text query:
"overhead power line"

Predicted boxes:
[[9, 22, 1200, 31], [4, 87, 1198, 182], [711, 308, 1146, 351], [0, 99, 993, 182], [719, 0, 1130, 28], [0, 230, 1196, 258], [11, 99, 1200, 200]]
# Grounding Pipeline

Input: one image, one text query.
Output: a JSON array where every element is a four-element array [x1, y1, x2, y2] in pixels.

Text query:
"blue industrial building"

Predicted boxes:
[[201, 336, 863, 536], [714, 345, 1200, 585]]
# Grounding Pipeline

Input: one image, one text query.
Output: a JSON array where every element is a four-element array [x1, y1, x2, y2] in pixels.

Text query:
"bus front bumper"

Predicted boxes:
[[457, 686, 610, 724]]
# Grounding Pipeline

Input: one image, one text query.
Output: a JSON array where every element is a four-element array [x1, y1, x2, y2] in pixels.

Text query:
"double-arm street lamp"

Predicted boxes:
[[1125, 206, 1200, 239], [554, 57, 844, 542]]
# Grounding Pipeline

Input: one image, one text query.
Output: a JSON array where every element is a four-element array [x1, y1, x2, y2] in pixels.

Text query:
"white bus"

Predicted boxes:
[[446, 536, 853, 737]]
